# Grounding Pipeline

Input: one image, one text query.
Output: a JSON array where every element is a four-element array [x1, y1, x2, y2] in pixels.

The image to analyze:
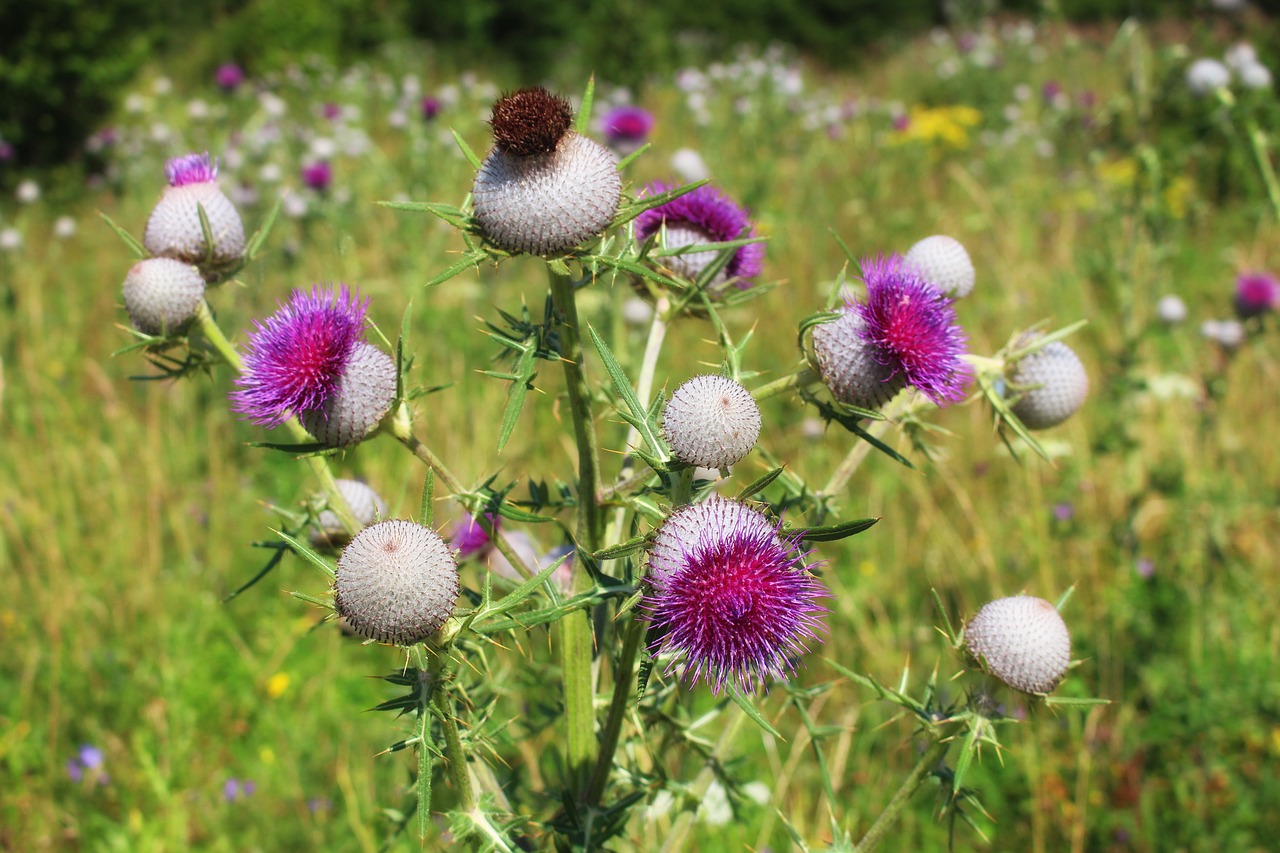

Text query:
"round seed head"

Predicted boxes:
[[812, 306, 907, 410], [122, 258, 206, 335], [489, 87, 574, 156], [964, 595, 1071, 695], [310, 479, 389, 549], [334, 520, 459, 645], [144, 153, 246, 275], [903, 235, 975, 299], [645, 496, 827, 694], [297, 342, 397, 447], [1007, 336, 1089, 430], [663, 375, 761, 469], [472, 133, 621, 256]]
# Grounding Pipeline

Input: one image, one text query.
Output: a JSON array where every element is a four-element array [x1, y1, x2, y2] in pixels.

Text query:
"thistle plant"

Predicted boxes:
[[108, 80, 1104, 849]]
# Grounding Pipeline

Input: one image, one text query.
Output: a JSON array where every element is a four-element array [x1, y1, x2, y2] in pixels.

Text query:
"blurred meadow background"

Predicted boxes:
[[3, 0, 1280, 849]]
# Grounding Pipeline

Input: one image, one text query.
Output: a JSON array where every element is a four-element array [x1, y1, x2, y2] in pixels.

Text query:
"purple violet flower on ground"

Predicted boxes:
[[301, 161, 333, 193], [645, 496, 827, 694], [602, 105, 654, 147], [1234, 271, 1279, 318], [635, 182, 765, 289], [854, 254, 971, 406], [231, 285, 368, 427], [215, 63, 245, 91]]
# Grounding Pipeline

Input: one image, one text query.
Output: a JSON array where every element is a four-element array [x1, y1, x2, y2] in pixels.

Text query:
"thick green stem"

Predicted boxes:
[[852, 737, 950, 853], [548, 267, 602, 791], [434, 675, 476, 813], [585, 614, 645, 806], [751, 365, 820, 401]]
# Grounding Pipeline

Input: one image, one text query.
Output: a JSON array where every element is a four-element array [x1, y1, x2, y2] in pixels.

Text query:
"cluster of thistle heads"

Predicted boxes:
[[119, 85, 1092, 700]]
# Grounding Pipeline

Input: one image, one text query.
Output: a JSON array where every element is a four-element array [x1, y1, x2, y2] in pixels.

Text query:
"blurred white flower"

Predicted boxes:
[[310, 137, 338, 159], [187, 99, 210, 120], [1186, 58, 1231, 96], [153, 76, 172, 95], [125, 93, 146, 114], [1238, 62, 1273, 90], [387, 109, 408, 129], [222, 147, 244, 170], [16, 180, 40, 204], [621, 297, 653, 327], [670, 148, 710, 183], [0, 228, 21, 251], [53, 216, 76, 239], [1156, 294, 1187, 324], [259, 162, 283, 183], [1013, 83, 1032, 102], [149, 122, 172, 143], [281, 189, 309, 219], [1224, 42, 1258, 70], [260, 92, 288, 118]]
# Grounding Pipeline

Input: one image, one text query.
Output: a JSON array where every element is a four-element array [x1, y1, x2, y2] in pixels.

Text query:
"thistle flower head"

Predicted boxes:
[[165, 152, 219, 187], [334, 520, 459, 646], [662, 375, 761, 469], [230, 285, 369, 427], [122, 257, 206, 336], [451, 512, 499, 559], [602, 105, 654, 147], [812, 307, 907, 409], [1234, 271, 1279, 318], [295, 342, 398, 447], [489, 87, 574, 156], [903, 234, 975, 299], [635, 182, 764, 288], [854, 255, 971, 405], [964, 595, 1071, 695], [645, 496, 827, 694], [1007, 335, 1089, 430]]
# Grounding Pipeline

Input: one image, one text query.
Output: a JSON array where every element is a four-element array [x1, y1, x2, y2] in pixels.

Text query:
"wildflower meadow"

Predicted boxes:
[[2, 5, 1279, 851]]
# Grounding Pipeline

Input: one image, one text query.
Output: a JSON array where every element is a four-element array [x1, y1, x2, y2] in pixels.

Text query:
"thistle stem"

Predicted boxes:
[[585, 614, 646, 807], [433, 674, 476, 813], [548, 266, 602, 790], [751, 365, 820, 401], [851, 737, 950, 853]]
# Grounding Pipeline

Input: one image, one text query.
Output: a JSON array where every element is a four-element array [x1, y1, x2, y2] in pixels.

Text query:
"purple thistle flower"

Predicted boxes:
[[215, 63, 245, 91], [420, 96, 441, 120], [78, 744, 104, 770], [451, 512, 498, 559], [602, 105, 654, 147], [301, 161, 333, 192], [231, 285, 368, 427], [635, 182, 765, 288], [854, 254, 971, 406], [322, 102, 342, 121], [645, 497, 827, 694], [0, 141, 14, 162], [1052, 502, 1074, 522], [165, 152, 218, 187], [1136, 557, 1155, 579], [1234, 271, 1279, 318], [66, 758, 84, 782]]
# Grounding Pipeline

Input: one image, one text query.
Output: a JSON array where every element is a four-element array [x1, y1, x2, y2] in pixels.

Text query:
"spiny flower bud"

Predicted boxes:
[[472, 87, 621, 256], [310, 479, 389, 549], [334, 520, 459, 646], [144, 152, 246, 276], [964, 595, 1071, 695], [122, 257, 206, 335], [662, 375, 761, 469], [812, 308, 907, 410], [296, 342, 397, 447], [903, 234, 975, 299], [1007, 336, 1088, 430]]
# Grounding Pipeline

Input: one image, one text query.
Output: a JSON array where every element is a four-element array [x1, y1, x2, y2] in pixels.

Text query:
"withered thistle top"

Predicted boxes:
[[489, 87, 574, 155]]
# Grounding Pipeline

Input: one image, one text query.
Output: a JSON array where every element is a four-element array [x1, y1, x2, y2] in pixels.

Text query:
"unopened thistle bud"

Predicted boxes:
[[144, 153, 246, 276], [310, 479, 388, 549], [471, 88, 621, 256], [122, 257, 206, 335], [964, 595, 1071, 695], [1007, 336, 1088, 430], [662, 375, 761, 469], [903, 234, 975, 299], [334, 520, 459, 645]]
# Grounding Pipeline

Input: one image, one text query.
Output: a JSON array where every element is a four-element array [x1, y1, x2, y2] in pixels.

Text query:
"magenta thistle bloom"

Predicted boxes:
[[1234, 271, 1279, 318], [215, 63, 245, 91], [451, 512, 498, 559], [301, 161, 333, 192], [635, 182, 765, 288], [854, 254, 971, 405], [421, 96, 441, 120], [165, 152, 219, 187], [645, 497, 827, 694], [231, 286, 368, 427], [602, 105, 654, 146]]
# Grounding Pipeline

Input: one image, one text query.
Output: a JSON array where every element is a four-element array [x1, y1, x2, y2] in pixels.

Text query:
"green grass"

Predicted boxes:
[[3, 17, 1280, 852]]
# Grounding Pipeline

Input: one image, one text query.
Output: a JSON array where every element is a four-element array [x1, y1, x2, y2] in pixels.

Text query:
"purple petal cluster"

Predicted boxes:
[[646, 497, 827, 694], [451, 512, 498, 559], [231, 285, 368, 427], [602, 105, 654, 145], [301, 161, 333, 192], [66, 744, 108, 784], [635, 182, 765, 286], [1234, 271, 1279, 318], [215, 63, 245, 91], [165, 152, 218, 187], [855, 254, 971, 405]]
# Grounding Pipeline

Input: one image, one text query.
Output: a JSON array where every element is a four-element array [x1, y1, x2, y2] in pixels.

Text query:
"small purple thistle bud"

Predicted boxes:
[[334, 520, 460, 645], [301, 161, 333, 193], [645, 496, 827, 694], [451, 512, 498, 559], [635, 182, 765, 290], [601, 105, 654, 150], [145, 152, 246, 275], [1234, 271, 1279, 319], [215, 63, 245, 92], [165, 152, 219, 187], [420, 96, 441, 120]]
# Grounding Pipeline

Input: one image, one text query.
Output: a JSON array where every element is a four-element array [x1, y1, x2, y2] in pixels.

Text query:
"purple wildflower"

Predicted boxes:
[[223, 778, 255, 802], [420, 96, 441, 120], [602, 105, 654, 147], [645, 496, 827, 694], [451, 512, 498, 559], [66, 758, 84, 782], [635, 182, 764, 288], [301, 161, 332, 193], [165, 152, 218, 187], [78, 745, 104, 770], [854, 255, 971, 405], [215, 63, 245, 91], [891, 113, 910, 131], [1052, 502, 1074, 522], [230, 285, 368, 427], [0, 141, 14, 161], [322, 102, 342, 121], [1042, 80, 1063, 105], [1234, 271, 1279, 318], [1136, 557, 1155, 579]]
